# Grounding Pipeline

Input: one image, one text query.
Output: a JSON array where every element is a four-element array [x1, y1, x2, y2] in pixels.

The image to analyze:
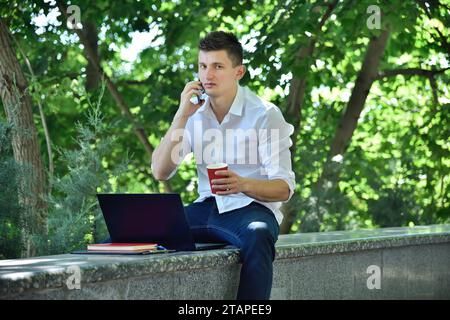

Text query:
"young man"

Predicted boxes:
[[151, 31, 295, 300]]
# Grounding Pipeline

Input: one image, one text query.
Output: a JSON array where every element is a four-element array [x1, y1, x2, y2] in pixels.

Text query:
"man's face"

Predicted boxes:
[[198, 50, 245, 98]]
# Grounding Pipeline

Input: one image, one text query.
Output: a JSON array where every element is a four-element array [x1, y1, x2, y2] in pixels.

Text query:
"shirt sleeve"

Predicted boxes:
[[258, 105, 296, 202], [150, 118, 192, 180]]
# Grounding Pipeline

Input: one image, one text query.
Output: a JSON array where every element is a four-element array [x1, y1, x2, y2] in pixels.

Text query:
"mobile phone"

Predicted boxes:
[[190, 83, 207, 105]]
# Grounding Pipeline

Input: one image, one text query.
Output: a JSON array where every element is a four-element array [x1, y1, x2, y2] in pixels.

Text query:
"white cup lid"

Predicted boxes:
[[206, 163, 228, 169]]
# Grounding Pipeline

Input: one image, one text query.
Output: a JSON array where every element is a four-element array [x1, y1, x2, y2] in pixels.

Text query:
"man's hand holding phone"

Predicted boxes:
[[175, 81, 205, 120]]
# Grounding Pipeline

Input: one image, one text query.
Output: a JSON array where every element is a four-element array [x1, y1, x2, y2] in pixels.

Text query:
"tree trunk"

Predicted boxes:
[[12, 33, 55, 196], [279, 1, 339, 234], [83, 21, 100, 92], [279, 48, 311, 235], [309, 29, 390, 232], [327, 29, 390, 159], [0, 18, 48, 257]]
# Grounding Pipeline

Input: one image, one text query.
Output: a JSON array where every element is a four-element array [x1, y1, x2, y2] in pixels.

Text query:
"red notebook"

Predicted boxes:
[[87, 243, 158, 252]]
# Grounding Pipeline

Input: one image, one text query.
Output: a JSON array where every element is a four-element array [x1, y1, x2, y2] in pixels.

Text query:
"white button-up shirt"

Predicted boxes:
[[165, 84, 296, 225]]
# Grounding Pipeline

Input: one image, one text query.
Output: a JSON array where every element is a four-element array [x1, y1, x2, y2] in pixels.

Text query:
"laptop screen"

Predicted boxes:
[[97, 193, 196, 251]]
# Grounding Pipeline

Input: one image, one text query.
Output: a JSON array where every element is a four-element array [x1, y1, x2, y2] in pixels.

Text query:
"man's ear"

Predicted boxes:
[[236, 65, 246, 80]]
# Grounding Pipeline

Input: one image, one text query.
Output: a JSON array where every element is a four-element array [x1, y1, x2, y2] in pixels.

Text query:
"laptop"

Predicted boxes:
[[95, 193, 228, 251]]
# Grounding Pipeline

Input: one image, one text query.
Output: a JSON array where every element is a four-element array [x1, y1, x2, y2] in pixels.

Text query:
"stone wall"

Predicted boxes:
[[1, 224, 449, 299]]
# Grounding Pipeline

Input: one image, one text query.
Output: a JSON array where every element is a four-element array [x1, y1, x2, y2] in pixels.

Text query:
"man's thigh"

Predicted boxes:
[[184, 198, 220, 243], [183, 198, 215, 227], [209, 202, 280, 247]]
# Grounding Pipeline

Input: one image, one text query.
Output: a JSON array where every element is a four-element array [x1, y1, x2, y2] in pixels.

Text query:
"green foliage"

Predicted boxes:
[[1, 0, 449, 258], [35, 84, 131, 255]]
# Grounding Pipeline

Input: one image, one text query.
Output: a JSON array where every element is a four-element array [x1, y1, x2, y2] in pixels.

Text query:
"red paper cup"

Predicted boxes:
[[207, 163, 228, 194]]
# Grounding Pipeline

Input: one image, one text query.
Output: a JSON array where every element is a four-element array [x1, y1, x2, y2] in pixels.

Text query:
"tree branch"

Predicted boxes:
[[118, 78, 152, 86], [417, 0, 450, 55], [56, 0, 172, 193], [376, 67, 449, 106], [428, 76, 439, 106], [376, 67, 450, 79]]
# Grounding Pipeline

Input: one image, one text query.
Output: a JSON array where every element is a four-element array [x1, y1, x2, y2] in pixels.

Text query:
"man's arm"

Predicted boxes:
[[151, 81, 203, 180], [151, 114, 189, 180], [212, 171, 290, 202], [241, 178, 290, 202]]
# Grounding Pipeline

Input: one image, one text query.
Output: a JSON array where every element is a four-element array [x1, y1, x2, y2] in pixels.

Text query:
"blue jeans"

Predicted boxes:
[[184, 197, 279, 300]]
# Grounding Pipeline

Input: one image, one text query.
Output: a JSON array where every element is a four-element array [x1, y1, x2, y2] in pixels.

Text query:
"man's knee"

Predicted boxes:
[[243, 222, 277, 245], [240, 222, 277, 263]]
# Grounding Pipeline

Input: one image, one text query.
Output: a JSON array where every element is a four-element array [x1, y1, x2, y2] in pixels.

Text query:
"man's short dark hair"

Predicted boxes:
[[198, 31, 243, 67]]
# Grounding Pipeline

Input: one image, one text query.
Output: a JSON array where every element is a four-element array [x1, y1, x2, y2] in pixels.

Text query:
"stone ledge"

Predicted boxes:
[[1, 224, 449, 298], [275, 224, 450, 258]]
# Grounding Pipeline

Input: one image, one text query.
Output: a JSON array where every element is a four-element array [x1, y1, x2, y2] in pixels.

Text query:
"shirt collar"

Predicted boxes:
[[228, 85, 244, 116], [197, 85, 245, 118]]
